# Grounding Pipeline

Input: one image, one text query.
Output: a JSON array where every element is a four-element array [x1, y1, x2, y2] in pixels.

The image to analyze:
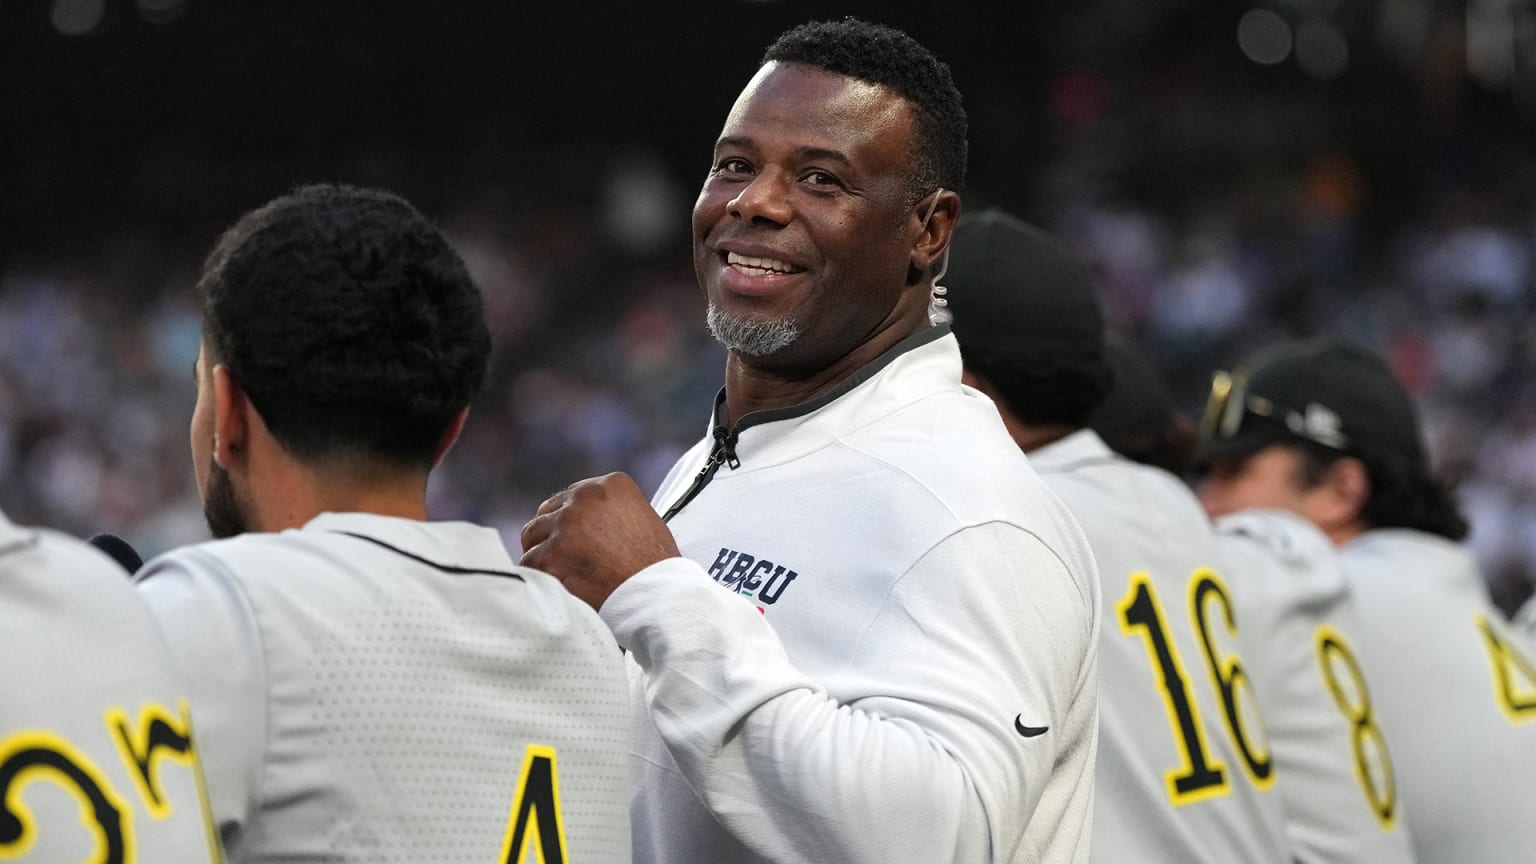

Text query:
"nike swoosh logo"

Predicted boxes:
[[1014, 715, 1049, 738]]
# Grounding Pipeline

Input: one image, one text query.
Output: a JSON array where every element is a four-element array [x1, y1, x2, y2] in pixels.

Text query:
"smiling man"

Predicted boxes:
[[520, 18, 1101, 864]]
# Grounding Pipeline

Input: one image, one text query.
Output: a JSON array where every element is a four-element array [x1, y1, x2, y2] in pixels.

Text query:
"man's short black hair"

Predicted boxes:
[[198, 184, 491, 470], [763, 17, 968, 201], [960, 345, 1114, 429]]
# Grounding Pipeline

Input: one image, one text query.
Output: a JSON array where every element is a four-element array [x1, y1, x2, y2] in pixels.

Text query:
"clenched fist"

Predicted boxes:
[[519, 472, 682, 610]]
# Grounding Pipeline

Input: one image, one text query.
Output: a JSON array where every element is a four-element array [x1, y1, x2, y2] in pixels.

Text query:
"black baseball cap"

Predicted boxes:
[[943, 209, 1104, 358], [1197, 338, 1428, 469], [1090, 332, 1179, 443]]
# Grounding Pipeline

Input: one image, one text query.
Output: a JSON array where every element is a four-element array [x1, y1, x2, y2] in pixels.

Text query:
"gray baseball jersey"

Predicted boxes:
[[1214, 510, 1416, 864], [0, 510, 220, 863], [1340, 529, 1536, 862], [134, 512, 631, 863], [1030, 431, 1292, 863]]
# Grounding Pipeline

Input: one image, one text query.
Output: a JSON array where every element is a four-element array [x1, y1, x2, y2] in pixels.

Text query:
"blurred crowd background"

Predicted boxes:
[[3, 0, 1534, 612]]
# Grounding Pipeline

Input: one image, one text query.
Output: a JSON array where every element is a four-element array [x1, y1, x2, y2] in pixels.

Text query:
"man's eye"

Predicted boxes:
[[716, 158, 752, 174], [803, 170, 839, 186]]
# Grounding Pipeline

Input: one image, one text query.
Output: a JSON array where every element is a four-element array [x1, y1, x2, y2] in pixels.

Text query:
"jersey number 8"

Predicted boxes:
[[1315, 627, 1397, 827]]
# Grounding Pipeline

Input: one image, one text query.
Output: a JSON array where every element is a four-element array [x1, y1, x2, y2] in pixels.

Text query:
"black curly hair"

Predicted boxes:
[[197, 184, 490, 470], [763, 17, 968, 202]]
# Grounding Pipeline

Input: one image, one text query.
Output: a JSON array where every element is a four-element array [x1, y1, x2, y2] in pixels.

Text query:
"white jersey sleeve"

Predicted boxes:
[[132, 547, 270, 846], [601, 522, 1096, 864], [0, 515, 220, 863], [1214, 510, 1417, 864]]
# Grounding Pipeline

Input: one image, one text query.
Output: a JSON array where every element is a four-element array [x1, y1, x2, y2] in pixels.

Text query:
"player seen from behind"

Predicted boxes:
[[133, 184, 631, 863]]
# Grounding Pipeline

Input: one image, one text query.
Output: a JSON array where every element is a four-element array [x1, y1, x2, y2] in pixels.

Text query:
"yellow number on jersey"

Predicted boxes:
[[1119, 568, 1275, 807], [1316, 627, 1397, 827], [1477, 615, 1536, 723], [498, 745, 569, 864], [1119, 572, 1230, 805], [1192, 571, 1273, 789]]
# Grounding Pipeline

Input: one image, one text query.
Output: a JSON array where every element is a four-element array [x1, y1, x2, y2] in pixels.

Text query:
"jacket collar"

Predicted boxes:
[[706, 324, 959, 469], [709, 324, 952, 434]]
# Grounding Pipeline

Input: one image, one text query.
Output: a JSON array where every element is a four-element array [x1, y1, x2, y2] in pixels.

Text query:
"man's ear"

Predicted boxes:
[[211, 364, 250, 470], [431, 406, 471, 468], [910, 189, 962, 278], [1311, 456, 1371, 535]]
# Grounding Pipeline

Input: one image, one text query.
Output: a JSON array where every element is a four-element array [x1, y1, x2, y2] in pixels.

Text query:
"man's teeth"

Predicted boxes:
[[727, 252, 798, 274]]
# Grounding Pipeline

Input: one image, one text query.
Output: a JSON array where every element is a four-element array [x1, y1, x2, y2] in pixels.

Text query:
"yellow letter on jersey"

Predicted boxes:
[[106, 702, 195, 820], [497, 745, 568, 864], [106, 700, 224, 863], [0, 729, 134, 863]]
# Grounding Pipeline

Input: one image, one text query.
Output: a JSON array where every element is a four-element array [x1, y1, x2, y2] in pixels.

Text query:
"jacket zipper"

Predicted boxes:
[[661, 423, 739, 522], [656, 325, 952, 525]]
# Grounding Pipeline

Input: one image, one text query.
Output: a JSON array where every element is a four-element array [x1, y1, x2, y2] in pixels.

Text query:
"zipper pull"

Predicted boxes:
[[700, 424, 731, 474], [661, 425, 737, 523], [720, 426, 740, 469]]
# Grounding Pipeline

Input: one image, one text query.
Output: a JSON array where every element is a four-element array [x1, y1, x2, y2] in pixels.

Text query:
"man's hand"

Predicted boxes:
[[519, 472, 682, 610]]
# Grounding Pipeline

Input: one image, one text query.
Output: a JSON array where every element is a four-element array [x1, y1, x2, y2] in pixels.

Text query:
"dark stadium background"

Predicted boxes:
[[2, 0, 1534, 611]]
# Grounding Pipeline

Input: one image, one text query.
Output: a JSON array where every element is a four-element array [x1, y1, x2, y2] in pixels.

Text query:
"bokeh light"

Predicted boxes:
[[1238, 9, 1293, 65], [50, 0, 104, 36]]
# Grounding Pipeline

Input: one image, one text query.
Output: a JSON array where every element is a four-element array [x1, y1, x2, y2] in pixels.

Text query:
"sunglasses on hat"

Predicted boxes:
[[1199, 370, 1350, 451]]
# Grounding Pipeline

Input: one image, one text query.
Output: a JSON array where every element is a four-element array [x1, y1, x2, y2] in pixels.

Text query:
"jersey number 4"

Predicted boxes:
[[1477, 615, 1536, 722], [1119, 570, 1273, 806], [498, 745, 570, 864]]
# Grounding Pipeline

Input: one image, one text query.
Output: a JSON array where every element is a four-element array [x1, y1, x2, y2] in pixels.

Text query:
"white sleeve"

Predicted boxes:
[[601, 521, 1095, 864], [135, 548, 268, 847]]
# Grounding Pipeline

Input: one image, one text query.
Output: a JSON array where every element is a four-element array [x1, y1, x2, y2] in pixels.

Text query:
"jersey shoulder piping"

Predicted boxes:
[[331, 531, 526, 581]]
